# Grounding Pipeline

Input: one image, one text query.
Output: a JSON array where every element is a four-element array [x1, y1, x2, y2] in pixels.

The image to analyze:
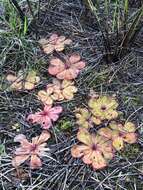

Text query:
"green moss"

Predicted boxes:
[[57, 119, 73, 131], [123, 96, 142, 106], [87, 70, 108, 88], [121, 144, 140, 159]]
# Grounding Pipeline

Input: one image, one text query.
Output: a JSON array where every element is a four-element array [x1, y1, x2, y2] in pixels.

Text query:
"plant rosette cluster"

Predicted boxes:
[[11, 33, 138, 171], [48, 54, 86, 80], [39, 34, 72, 54], [75, 108, 92, 129], [71, 128, 114, 170], [37, 35, 85, 105], [98, 121, 137, 151], [76, 94, 119, 128], [27, 34, 84, 131], [37, 79, 77, 105], [71, 121, 137, 170], [72, 93, 138, 170], [11, 34, 77, 169], [12, 131, 50, 169], [27, 105, 63, 130], [12, 34, 84, 169], [6, 70, 40, 91]]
